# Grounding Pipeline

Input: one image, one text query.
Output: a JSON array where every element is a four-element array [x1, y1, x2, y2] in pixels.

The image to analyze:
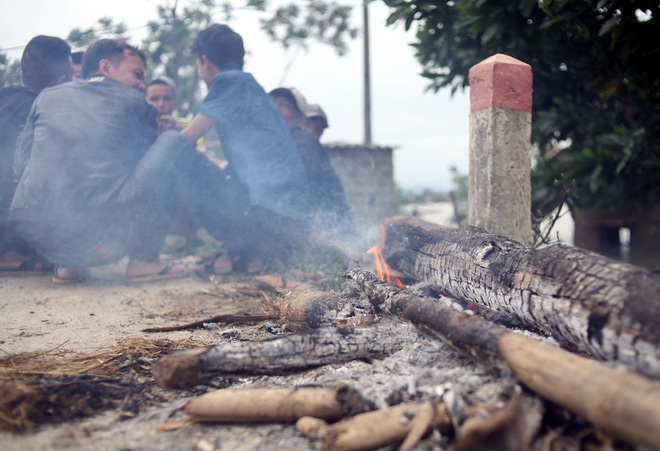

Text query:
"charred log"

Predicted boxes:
[[380, 217, 660, 378], [345, 268, 660, 451], [153, 319, 405, 389], [276, 288, 340, 330]]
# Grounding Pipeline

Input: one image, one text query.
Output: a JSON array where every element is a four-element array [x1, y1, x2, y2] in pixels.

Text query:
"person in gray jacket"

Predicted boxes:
[[0, 35, 72, 272], [10, 39, 245, 283]]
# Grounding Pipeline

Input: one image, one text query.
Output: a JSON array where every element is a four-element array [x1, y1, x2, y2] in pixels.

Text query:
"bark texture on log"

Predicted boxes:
[[153, 320, 405, 388], [345, 269, 660, 451], [277, 290, 340, 330], [185, 387, 369, 423], [381, 217, 660, 378], [297, 402, 451, 451]]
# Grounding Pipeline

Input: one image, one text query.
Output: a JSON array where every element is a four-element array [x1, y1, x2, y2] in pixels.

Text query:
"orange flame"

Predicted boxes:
[[367, 245, 404, 287]]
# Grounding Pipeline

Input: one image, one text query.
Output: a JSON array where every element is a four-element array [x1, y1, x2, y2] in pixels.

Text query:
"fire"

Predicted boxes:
[[367, 245, 404, 287]]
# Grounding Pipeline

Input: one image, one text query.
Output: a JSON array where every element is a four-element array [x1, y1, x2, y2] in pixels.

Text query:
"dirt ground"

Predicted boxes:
[[0, 258, 494, 451], [0, 254, 643, 451]]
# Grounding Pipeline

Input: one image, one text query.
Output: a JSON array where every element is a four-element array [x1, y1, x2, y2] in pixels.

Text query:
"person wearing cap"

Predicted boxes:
[[269, 87, 355, 242], [304, 103, 329, 140]]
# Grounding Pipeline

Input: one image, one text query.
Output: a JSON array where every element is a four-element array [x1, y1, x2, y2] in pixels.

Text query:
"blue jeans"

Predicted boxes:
[[17, 131, 309, 268]]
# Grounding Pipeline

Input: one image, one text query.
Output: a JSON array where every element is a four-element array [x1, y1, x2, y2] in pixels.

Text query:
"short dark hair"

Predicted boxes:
[[190, 24, 244, 71], [146, 76, 177, 99], [71, 50, 84, 65], [21, 35, 72, 91], [82, 39, 146, 79]]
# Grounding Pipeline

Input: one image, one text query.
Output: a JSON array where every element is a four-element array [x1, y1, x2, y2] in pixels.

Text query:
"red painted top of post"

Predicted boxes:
[[469, 54, 532, 113]]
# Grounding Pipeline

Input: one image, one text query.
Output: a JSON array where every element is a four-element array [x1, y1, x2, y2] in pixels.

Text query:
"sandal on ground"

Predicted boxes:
[[0, 256, 54, 274], [126, 260, 191, 283], [52, 266, 89, 285], [210, 253, 233, 275]]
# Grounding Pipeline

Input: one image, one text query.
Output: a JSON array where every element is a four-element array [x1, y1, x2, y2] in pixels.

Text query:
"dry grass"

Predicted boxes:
[[0, 337, 204, 431]]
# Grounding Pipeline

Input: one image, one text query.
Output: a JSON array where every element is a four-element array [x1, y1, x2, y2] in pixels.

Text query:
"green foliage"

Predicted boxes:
[[142, 0, 216, 118], [382, 0, 660, 213], [67, 17, 129, 48], [395, 185, 448, 206], [260, 0, 358, 56], [0, 52, 22, 87], [2, 1, 357, 113], [139, 0, 357, 116]]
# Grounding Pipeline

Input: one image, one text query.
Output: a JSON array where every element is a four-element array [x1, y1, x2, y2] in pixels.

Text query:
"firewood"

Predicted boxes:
[[153, 319, 406, 389], [345, 268, 660, 450], [277, 289, 340, 329], [254, 275, 341, 329], [296, 402, 451, 451], [186, 387, 349, 423], [141, 314, 278, 333], [380, 217, 660, 378]]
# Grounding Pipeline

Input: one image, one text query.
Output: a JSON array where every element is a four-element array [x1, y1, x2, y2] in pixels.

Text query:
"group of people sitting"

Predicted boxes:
[[0, 24, 355, 283]]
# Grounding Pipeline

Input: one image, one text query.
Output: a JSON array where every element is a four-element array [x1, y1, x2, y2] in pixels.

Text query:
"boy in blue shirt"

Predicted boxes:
[[181, 24, 312, 274]]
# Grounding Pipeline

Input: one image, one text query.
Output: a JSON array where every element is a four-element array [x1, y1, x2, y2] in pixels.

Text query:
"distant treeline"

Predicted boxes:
[[395, 187, 449, 205]]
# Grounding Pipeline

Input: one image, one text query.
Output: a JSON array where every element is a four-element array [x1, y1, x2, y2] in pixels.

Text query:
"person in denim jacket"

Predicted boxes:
[[181, 24, 312, 275]]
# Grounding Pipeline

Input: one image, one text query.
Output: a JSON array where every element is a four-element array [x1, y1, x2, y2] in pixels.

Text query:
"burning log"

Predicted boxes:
[[186, 386, 371, 423], [345, 268, 660, 450], [296, 402, 451, 451], [379, 217, 660, 378], [153, 319, 405, 389]]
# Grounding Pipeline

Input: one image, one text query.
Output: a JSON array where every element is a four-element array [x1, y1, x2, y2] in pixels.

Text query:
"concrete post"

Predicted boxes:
[[467, 54, 533, 245]]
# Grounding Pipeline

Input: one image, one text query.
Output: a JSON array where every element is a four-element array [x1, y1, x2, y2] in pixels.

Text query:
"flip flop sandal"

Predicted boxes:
[[126, 260, 191, 283], [0, 256, 55, 275], [195, 252, 233, 276], [209, 253, 233, 276], [52, 266, 89, 284]]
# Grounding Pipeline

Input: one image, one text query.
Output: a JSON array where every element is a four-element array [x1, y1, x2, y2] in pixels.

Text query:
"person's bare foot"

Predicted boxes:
[[126, 258, 190, 281]]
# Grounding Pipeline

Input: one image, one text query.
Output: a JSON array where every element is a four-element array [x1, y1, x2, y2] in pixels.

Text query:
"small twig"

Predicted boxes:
[[141, 314, 279, 333], [399, 402, 435, 451], [10, 377, 120, 389]]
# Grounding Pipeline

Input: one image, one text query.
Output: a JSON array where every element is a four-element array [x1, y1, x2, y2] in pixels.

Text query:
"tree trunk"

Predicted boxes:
[[379, 217, 660, 378]]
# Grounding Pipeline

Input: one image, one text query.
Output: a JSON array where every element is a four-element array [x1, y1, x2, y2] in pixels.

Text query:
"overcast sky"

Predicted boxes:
[[0, 0, 471, 193]]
